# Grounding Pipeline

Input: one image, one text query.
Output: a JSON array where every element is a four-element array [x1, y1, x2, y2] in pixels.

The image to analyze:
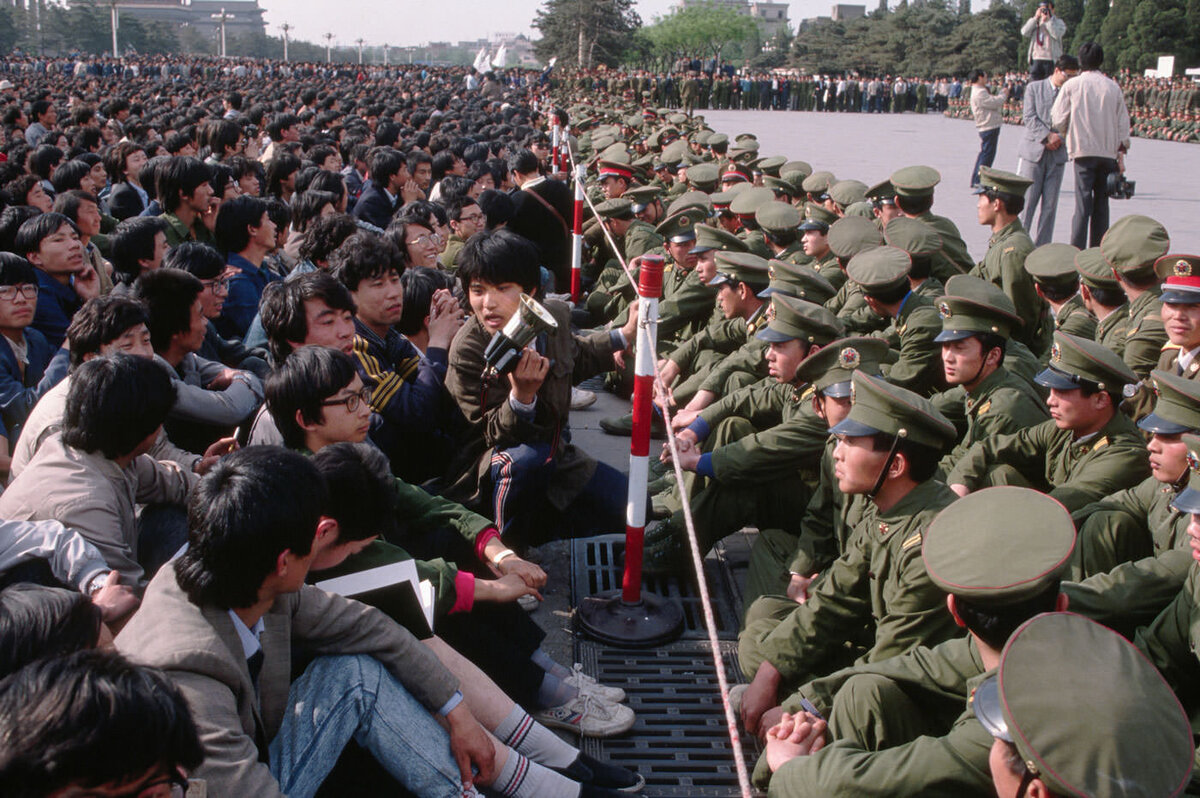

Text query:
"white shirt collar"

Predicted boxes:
[[227, 610, 264, 660], [1178, 346, 1200, 372]]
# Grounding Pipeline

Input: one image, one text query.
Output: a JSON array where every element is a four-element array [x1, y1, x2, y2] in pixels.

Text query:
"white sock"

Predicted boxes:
[[494, 705, 579, 768], [493, 749, 581, 798]]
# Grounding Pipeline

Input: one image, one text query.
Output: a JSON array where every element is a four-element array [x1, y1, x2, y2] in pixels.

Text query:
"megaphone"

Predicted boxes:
[[482, 294, 559, 376]]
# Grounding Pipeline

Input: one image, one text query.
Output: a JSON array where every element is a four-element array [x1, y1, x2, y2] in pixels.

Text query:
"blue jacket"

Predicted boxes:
[[215, 253, 281, 342], [32, 270, 82, 350], [0, 328, 69, 444]]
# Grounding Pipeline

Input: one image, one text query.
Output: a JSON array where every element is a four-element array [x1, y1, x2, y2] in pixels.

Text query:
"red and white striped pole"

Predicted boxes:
[[570, 163, 585, 302], [550, 122, 561, 172], [622, 254, 663, 603]]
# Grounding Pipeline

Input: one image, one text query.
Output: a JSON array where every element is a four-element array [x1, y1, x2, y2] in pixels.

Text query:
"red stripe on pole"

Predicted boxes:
[[622, 524, 644, 603], [629, 375, 653, 457]]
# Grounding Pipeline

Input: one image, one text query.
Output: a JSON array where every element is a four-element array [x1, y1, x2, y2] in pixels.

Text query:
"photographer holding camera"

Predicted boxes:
[[1051, 42, 1132, 249], [1022, 1, 1066, 82]]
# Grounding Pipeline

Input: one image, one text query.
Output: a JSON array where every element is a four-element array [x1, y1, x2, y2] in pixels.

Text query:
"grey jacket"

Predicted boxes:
[[10, 377, 201, 478], [1018, 77, 1070, 166], [0, 517, 109, 592], [0, 434, 195, 586], [155, 352, 263, 427], [116, 567, 459, 798]]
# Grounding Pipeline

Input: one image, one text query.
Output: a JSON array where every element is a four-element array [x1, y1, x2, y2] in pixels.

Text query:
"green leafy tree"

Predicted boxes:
[[1124, 0, 1196, 71], [641, 3, 758, 69], [0, 6, 17, 54], [533, 0, 641, 69], [1098, 0, 1137, 69], [1072, 0, 1108, 52]]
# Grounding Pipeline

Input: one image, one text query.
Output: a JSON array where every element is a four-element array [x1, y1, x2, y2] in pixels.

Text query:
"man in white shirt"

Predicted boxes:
[[1021, 1, 1067, 82], [970, 70, 1008, 188], [1051, 41, 1131, 249]]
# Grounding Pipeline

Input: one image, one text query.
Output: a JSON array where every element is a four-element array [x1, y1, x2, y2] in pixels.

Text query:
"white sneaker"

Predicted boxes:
[[570, 387, 597, 410], [533, 693, 636, 738], [564, 662, 627, 703]]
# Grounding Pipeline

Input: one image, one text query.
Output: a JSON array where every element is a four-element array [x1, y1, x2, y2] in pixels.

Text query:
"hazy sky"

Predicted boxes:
[[253, 0, 880, 50]]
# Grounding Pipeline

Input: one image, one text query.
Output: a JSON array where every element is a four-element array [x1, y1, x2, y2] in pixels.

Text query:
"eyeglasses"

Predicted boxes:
[[321, 386, 373, 414], [0, 284, 37, 301], [201, 277, 229, 293], [407, 232, 443, 248], [458, 212, 485, 224]]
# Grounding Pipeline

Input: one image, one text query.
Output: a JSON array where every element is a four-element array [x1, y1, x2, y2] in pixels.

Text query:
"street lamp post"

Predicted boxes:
[[356, 38, 365, 64], [324, 32, 334, 64], [210, 7, 235, 58], [280, 22, 291, 62], [108, 0, 119, 57]]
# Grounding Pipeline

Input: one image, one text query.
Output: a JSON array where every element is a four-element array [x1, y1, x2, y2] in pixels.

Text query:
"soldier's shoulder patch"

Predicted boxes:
[[901, 532, 922, 551], [799, 385, 815, 401], [1092, 436, 1109, 451], [1003, 246, 1016, 254], [1128, 326, 1140, 337], [1163, 342, 1183, 351], [976, 399, 992, 416]]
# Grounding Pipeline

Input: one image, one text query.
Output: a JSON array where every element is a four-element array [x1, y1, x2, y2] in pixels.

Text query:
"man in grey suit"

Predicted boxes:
[[1017, 55, 1079, 246]]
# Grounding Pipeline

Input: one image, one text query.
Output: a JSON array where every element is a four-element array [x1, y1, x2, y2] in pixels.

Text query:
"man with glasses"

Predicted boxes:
[[0, 254, 67, 450], [1017, 55, 1079, 246], [443, 197, 486, 271]]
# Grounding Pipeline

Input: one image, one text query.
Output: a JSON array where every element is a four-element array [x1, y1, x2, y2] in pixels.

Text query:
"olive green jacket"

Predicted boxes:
[[946, 411, 1151, 513], [877, 292, 943, 396], [914, 211, 974, 282], [971, 220, 1043, 353], [1094, 304, 1130, 358], [756, 479, 961, 685], [937, 367, 1050, 475]]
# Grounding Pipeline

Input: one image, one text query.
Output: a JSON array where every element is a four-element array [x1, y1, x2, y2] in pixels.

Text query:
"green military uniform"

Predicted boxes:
[[1128, 253, 1200, 423], [159, 212, 214, 248], [847, 246, 944, 396], [824, 216, 886, 335], [799, 203, 844, 291], [643, 295, 844, 570], [884, 216, 945, 303], [932, 275, 1050, 476], [1077, 246, 1129, 356], [983, 614, 1193, 798], [969, 167, 1045, 355], [730, 187, 776, 259], [761, 487, 1076, 798], [742, 337, 889, 610], [1023, 243, 1096, 354], [738, 372, 960, 695], [889, 166, 974, 279], [756, 201, 811, 269], [1100, 216, 1171, 386], [584, 197, 666, 322], [946, 332, 1151, 513], [1062, 372, 1200, 639]]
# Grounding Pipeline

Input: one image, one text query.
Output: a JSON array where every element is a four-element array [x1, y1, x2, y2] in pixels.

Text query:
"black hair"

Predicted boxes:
[[446, 195, 480, 224], [260, 272, 357, 364], [306, 169, 346, 204], [0, 206, 40, 254], [201, 118, 242, 160], [174, 447, 327, 609], [267, 113, 300, 142], [49, 160, 90, 195], [131, 268, 203, 353], [1055, 54, 1080, 72], [0, 584, 102, 677], [155, 156, 210, 214], [1086, 283, 1125, 307], [290, 189, 338, 234], [162, 241, 225, 281], [13, 213, 79, 259], [953, 580, 1061, 651], [367, 147, 405, 186], [398, 266, 455, 336], [506, 149, 538, 176], [0, 252, 37, 287], [329, 231, 405, 292], [2, 176, 40, 210], [265, 345, 358, 450], [1038, 277, 1079, 303], [311, 442, 400, 544], [213, 194, 269, 256], [1078, 41, 1103, 71], [109, 217, 167, 284], [264, 153, 302, 198], [28, 145, 62, 181], [65, 295, 150, 369], [476, 189, 515, 229], [867, 433, 942, 482], [0, 650, 203, 798], [969, 69, 987, 84], [61, 355, 175, 459], [457, 228, 540, 296], [862, 281, 911, 305], [895, 193, 934, 216], [985, 189, 1025, 217], [299, 212, 359, 265], [103, 141, 144, 183], [764, 228, 798, 247], [51, 189, 98, 225]]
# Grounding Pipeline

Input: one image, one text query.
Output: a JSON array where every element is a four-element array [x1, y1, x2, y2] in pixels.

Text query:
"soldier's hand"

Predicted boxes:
[[786, 572, 815, 604], [671, 408, 701, 430], [741, 662, 782, 735], [765, 712, 829, 771], [657, 358, 680, 386], [949, 483, 970, 498]]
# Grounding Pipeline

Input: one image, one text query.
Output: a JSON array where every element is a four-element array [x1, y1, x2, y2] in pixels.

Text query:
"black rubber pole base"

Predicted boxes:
[[576, 589, 684, 648]]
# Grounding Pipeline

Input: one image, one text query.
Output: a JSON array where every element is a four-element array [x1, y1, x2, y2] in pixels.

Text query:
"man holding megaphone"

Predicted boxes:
[[444, 229, 639, 550]]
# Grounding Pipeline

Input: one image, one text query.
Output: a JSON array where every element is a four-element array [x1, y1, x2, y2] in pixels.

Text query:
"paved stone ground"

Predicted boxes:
[[699, 109, 1200, 256]]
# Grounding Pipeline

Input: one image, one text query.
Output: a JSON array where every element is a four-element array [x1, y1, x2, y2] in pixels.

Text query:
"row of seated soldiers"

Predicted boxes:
[[553, 95, 1200, 794]]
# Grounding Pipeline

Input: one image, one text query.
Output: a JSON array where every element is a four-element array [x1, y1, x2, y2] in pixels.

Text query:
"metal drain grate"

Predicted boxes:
[[578, 642, 762, 797], [571, 535, 742, 640]]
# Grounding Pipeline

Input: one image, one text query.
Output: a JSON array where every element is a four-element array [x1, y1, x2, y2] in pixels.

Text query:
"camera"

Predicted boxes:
[[1107, 171, 1136, 200]]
